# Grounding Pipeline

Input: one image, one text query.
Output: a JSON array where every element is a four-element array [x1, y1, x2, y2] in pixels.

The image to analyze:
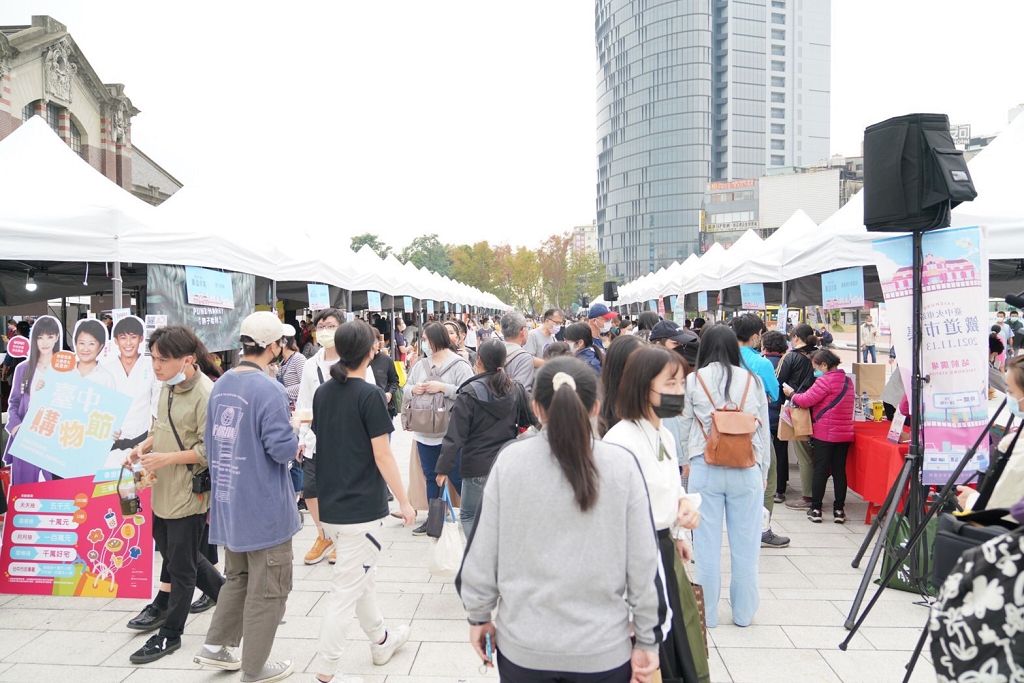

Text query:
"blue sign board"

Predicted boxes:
[[403, 296, 413, 312], [697, 291, 708, 312], [367, 291, 382, 312], [740, 283, 766, 310], [426, 300, 435, 315], [184, 266, 235, 309], [821, 266, 865, 310], [307, 284, 330, 311], [670, 295, 682, 314]]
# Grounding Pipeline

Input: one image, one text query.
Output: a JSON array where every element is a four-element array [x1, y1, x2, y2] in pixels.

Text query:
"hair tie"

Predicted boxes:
[[551, 371, 576, 392]]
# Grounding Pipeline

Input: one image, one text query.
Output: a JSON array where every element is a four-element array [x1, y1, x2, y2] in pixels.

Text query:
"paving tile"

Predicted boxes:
[[0, 663, 135, 682], [829, 599, 931, 628], [98, 598, 152, 613], [0, 595, 17, 608], [0, 608, 52, 630], [0, 629, 44, 660], [819, 650, 935, 683], [407, 641, 491, 678], [859, 626, 932, 652], [303, 639, 418, 676], [376, 582, 444, 595], [5, 594, 113, 611], [413, 593, 468, 620], [309, 592, 422, 620], [780, 625, 873, 650], [748, 599, 846, 626], [707, 647, 733, 683], [408, 619, 470, 643], [386, 677, 491, 683], [7, 629, 137, 666], [710, 624, 791, 648], [122, 669, 241, 681], [783, 533, 867, 549], [377, 549, 430, 568], [375, 566, 433, 584], [32, 608, 126, 633], [286, 590, 326, 616], [719, 647, 840, 683], [788, 555, 868, 575]]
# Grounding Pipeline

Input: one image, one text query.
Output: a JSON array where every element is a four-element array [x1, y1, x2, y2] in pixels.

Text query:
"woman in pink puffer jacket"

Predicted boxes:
[[784, 349, 854, 524]]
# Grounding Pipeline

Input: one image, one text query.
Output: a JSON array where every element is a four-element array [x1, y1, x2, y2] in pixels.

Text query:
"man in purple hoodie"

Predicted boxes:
[[193, 312, 300, 683]]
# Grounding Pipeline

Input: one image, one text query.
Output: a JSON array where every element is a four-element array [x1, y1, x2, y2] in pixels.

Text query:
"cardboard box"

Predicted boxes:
[[853, 363, 887, 400]]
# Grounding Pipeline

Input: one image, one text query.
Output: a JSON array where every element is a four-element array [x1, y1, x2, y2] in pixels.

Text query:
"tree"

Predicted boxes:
[[568, 251, 607, 308], [449, 241, 496, 292], [399, 234, 452, 276], [537, 233, 574, 309], [350, 233, 392, 259]]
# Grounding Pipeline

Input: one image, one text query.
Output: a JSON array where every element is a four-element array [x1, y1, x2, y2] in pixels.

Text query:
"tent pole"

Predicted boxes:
[[112, 260, 123, 309], [270, 281, 277, 308], [855, 308, 862, 364]]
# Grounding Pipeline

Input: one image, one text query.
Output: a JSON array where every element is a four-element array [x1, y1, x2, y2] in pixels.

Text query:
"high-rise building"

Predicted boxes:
[[571, 221, 599, 259], [596, 0, 830, 281]]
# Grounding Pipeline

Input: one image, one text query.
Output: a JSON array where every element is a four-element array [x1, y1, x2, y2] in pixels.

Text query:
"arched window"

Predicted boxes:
[[22, 100, 38, 121], [45, 103, 60, 133], [70, 119, 84, 158]]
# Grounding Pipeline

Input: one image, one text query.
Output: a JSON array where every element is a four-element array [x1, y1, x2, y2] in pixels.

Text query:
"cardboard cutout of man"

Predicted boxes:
[[102, 316, 160, 468]]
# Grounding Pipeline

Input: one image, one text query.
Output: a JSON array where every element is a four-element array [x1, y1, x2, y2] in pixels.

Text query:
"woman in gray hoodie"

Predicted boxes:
[[457, 357, 669, 683]]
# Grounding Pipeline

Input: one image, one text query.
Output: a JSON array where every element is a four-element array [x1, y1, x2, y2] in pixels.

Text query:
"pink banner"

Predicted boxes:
[[1, 476, 153, 598]]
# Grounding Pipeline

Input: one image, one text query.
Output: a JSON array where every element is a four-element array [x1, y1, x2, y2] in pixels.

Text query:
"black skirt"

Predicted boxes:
[[656, 529, 710, 683]]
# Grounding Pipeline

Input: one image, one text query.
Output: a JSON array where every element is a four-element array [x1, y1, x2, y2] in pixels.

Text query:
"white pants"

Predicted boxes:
[[313, 519, 387, 675]]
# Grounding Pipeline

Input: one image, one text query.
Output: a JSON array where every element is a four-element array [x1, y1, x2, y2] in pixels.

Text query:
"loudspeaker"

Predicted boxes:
[[603, 280, 619, 302], [863, 113, 977, 232]]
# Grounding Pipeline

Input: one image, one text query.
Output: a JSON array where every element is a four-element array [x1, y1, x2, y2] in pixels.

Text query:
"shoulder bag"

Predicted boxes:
[[695, 370, 758, 468], [401, 356, 465, 437]]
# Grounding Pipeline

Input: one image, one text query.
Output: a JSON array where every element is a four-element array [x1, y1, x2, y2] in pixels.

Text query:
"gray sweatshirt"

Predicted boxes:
[[456, 433, 670, 674]]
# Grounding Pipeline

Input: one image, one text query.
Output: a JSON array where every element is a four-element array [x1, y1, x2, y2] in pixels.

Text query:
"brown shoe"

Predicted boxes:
[[328, 547, 337, 565], [785, 496, 813, 510], [304, 535, 333, 565]]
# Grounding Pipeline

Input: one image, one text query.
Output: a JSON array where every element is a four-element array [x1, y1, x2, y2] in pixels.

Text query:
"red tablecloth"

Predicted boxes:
[[847, 421, 908, 522]]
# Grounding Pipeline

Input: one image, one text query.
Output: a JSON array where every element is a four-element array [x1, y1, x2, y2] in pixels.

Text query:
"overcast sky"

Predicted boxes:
[[2, 1, 1021, 250]]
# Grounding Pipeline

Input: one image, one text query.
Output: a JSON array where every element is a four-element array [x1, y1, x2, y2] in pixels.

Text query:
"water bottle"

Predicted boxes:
[[861, 392, 871, 420]]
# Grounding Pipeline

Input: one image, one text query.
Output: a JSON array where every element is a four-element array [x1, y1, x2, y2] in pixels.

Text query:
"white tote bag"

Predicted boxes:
[[429, 489, 465, 577]]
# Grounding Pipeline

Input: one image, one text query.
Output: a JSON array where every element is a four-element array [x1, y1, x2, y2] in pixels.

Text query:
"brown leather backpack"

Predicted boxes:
[[695, 370, 758, 468]]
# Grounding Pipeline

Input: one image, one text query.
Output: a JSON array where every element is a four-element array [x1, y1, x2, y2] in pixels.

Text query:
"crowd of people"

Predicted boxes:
[[3, 301, 1024, 683]]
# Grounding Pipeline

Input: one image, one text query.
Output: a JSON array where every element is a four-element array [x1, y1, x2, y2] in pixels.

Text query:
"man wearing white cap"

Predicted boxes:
[[194, 312, 301, 682]]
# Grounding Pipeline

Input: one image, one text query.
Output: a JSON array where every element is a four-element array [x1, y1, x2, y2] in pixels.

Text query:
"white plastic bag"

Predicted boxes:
[[429, 519, 465, 577]]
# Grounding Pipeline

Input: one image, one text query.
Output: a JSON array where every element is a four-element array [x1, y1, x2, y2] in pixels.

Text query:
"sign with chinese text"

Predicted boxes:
[[10, 373, 132, 480], [147, 265, 255, 352], [740, 283, 766, 311], [307, 284, 330, 311], [670, 295, 682, 314], [0, 476, 153, 598], [403, 296, 413, 312], [821, 266, 866, 310], [697, 291, 708, 312], [872, 226, 989, 485], [184, 266, 235, 309], [426, 300, 435, 315], [648, 299, 658, 312], [367, 291, 382, 313]]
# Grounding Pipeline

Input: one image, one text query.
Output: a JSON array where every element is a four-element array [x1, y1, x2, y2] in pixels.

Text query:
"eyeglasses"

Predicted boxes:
[[316, 324, 339, 332]]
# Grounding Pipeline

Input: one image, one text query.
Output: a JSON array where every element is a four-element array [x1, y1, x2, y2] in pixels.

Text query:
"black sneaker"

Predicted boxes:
[[833, 509, 847, 524], [126, 603, 167, 632], [189, 594, 216, 614], [761, 529, 791, 548], [411, 522, 428, 536], [297, 498, 308, 512], [807, 509, 823, 523], [130, 635, 181, 664], [772, 492, 786, 504]]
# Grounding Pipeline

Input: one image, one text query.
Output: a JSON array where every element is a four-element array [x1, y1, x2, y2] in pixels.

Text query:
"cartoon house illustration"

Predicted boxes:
[[882, 253, 979, 299]]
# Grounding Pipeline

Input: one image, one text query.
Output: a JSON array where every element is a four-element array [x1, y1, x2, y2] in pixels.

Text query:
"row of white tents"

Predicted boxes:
[[0, 117, 510, 311], [610, 111, 1024, 308]]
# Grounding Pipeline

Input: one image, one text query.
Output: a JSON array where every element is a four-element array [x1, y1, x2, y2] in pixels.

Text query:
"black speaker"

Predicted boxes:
[[603, 280, 619, 302], [863, 113, 977, 232]]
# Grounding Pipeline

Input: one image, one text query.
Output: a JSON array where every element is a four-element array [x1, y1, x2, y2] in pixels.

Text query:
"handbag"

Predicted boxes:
[[167, 391, 210, 494], [790, 406, 813, 437], [879, 512, 938, 596], [401, 357, 463, 437], [695, 371, 758, 468], [391, 386, 404, 414], [394, 360, 407, 388], [932, 510, 1015, 586], [426, 485, 455, 540], [429, 487, 465, 577]]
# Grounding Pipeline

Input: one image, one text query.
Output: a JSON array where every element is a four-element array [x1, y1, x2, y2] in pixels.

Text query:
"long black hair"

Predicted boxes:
[[598, 334, 644, 436], [564, 322, 605, 367], [695, 323, 743, 398], [790, 323, 819, 353], [533, 357, 600, 511], [330, 320, 375, 382], [23, 316, 61, 396], [617, 346, 685, 422], [424, 321, 458, 355], [476, 338, 512, 397]]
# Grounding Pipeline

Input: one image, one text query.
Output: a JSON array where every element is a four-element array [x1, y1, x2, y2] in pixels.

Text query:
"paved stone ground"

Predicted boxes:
[[0, 423, 937, 683]]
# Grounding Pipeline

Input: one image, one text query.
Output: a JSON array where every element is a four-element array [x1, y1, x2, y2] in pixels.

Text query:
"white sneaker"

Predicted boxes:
[[370, 624, 411, 665], [193, 646, 241, 670]]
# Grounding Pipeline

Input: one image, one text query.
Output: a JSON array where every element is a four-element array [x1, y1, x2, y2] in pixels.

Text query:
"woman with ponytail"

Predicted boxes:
[[310, 319, 416, 681], [435, 339, 535, 538], [458, 357, 668, 683]]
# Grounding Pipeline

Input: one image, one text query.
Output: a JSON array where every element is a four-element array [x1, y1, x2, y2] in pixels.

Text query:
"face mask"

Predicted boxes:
[[653, 393, 685, 419], [601, 321, 612, 334], [813, 369, 824, 378], [316, 330, 336, 349], [550, 324, 562, 335], [422, 341, 432, 355], [1009, 396, 1024, 420], [166, 358, 190, 386]]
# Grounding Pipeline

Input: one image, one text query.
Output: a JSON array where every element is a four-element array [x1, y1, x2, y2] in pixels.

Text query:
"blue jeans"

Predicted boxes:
[[688, 456, 763, 627], [862, 345, 877, 363], [289, 460, 303, 493], [416, 442, 462, 501], [459, 476, 488, 539]]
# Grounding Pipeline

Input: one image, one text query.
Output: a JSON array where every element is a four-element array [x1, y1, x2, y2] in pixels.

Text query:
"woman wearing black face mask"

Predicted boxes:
[[602, 346, 709, 683]]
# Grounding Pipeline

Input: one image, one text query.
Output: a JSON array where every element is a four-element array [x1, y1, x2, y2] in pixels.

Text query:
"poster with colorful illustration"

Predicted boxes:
[[0, 475, 153, 598], [872, 226, 989, 485], [821, 266, 866, 310], [740, 283, 766, 311], [10, 372, 132, 481]]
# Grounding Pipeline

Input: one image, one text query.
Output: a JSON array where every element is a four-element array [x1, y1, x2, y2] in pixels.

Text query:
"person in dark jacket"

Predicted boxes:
[[563, 322, 603, 376], [369, 330, 400, 418], [777, 323, 819, 510], [435, 339, 534, 538], [761, 331, 789, 503]]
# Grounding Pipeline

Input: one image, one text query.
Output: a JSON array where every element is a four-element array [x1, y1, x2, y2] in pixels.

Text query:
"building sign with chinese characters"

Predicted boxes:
[[184, 266, 235, 309], [10, 373, 132, 480], [873, 226, 989, 485], [307, 284, 330, 311], [740, 283, 766, 311]]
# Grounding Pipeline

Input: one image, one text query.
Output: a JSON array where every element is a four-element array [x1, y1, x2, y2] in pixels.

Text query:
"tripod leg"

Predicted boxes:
[[901, 614, 931, 683], [844, 454, 914, 630], [851, 463, 902, 568]]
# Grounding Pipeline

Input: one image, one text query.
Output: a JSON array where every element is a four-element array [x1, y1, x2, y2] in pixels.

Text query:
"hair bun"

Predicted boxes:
[[552, 371, 577, 392]]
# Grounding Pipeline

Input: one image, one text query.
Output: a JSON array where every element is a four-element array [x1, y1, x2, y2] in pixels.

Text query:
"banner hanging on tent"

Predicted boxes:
[[648, 299, 658, 312], [367, 291, 382, 312], [147, 265, 255, 353], [821, 266, 866, 310], [697, 291, 708, 312], [740, 283, 766, 311], [184, 266, 235, 309], [670, 295, 682, 315], [403, 296, 413, 313], [426, 300, 435, 315], [872, 225, 989, 486], [307, 284, 330, 311]]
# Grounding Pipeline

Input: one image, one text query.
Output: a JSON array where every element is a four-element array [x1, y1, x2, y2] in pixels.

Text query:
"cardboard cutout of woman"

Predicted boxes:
[[73, 319, 116, 390]]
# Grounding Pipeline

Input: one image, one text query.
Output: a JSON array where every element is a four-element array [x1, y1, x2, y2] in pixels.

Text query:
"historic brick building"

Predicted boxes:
[[0, 15, 180, 205]]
